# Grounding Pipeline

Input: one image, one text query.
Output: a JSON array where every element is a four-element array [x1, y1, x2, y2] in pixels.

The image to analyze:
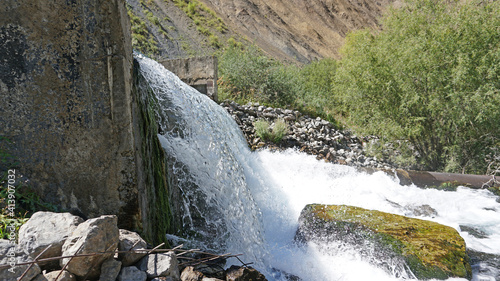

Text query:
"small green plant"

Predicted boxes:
[[254, 119, 288, 143], [196, 26, 210, 36], [0, 212, 28, 240], [208, 35, 220, 48], [271, 119, 288, 143], [254, 119, 271, 141], [172, 0, 228, 40]]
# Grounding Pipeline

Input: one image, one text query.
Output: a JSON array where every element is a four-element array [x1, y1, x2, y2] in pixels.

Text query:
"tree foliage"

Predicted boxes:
[[218, 45, 338, 122], [218, 45, 296, 106], [333, 0, 500, 173]]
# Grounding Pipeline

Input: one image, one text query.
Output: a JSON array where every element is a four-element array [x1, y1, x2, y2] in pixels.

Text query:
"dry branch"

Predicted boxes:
[[1, 244, 245, 272]]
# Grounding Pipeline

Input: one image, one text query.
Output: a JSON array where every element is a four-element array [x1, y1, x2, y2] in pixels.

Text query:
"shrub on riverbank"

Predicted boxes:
[[218, 45, 338, 123], [218, 0, 500, 174], [332, 0, 500, 173]]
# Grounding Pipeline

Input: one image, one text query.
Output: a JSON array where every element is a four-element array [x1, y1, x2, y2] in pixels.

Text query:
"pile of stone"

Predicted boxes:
[[221, 101, 396, 170], [0, 211, 266, 281]]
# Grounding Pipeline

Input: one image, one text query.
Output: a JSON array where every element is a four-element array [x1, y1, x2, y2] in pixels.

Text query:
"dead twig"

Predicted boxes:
[[2, 243, 248, 273]]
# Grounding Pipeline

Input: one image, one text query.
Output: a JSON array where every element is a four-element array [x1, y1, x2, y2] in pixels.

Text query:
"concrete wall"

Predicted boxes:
[[0, 0, 142, 230], [160, 56, 218, 102]]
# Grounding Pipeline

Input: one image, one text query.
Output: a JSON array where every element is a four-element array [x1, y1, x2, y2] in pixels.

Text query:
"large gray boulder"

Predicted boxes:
[[0, 240, 41, 281], [60, 215, 119, 278], [137, 252, 180, 279], [18, 211, 84, 261], [118, 229, 148, 266]]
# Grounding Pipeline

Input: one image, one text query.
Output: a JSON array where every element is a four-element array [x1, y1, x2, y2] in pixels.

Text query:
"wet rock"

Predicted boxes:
[[118, 266, 147, 281], [296, 204, 471, 280], [226, 265, 267, 281], [406, 204, 438, 217], [18, 211, 84, 262], [60, 215, 119, 278], [271, 268, 301, 281], [137, 251, 180, 279], [459, 225, 489, 239], [118, 229, 148, 266], [468, 249, 500, 280]]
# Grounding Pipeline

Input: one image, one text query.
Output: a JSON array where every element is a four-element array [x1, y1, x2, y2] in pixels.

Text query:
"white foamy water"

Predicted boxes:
[[136, 54, 500, 281], [246, 149, 500, 281]]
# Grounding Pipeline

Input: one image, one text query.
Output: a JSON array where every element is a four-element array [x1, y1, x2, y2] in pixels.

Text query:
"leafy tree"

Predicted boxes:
[[296, 58, 337, 119], [333, 0, 500, 173]]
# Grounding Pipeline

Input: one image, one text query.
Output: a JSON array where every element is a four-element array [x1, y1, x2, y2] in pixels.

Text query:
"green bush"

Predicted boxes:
[[332, 0, 500, 173], [254, 119, 271, 141], [218, 45, 339, 123], [208, 35, 220, 48], [271, 119, 289, 143], [253, 119, 288, 143], [218, 45, 296, 106], [295, 58, 337, 119]]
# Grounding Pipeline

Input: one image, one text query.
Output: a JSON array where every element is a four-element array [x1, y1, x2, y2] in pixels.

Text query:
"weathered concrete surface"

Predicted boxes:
[[0, 0, 140, 229], [160, 56, 218, 101]]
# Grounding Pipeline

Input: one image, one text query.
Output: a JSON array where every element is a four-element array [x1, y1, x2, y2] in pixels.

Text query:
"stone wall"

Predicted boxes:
[[0, 0, 142, 230], [160, 56, 218, 102]]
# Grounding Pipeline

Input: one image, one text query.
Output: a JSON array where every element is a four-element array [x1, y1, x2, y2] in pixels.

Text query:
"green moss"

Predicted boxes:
[[133, 60, 178, 247], [305, 204, 471, 279]]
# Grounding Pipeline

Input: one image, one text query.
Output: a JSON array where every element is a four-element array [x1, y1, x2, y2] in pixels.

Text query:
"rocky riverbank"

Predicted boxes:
[[222, 101, 401, 170], [0, 212, 267, 281]]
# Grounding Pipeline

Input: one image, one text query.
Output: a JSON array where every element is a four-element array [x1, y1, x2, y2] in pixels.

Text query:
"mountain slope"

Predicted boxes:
[[127, 0, 395, 63], [199, 0, 396, 62]]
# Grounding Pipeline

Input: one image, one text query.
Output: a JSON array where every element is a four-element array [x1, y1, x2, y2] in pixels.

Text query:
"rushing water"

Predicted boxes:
[[135, 54, 500, 281]]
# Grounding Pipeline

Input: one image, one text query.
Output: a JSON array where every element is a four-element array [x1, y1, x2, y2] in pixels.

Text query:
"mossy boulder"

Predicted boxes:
[[295, 204, 471, 280]]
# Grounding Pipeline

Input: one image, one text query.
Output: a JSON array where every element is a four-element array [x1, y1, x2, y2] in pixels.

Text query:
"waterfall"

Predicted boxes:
[[134, 54, 270, 267], [135, 54, 500, 281]]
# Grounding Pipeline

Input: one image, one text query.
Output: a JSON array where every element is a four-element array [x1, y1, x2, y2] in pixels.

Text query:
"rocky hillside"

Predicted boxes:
[[127, 0, 396, 63], [201, 0, 396, 62]]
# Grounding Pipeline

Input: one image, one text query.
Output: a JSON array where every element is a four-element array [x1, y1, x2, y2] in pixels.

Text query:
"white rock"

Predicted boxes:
[[60, 215, 119, 278], [0, 240, 41, 281], [137, 251, 180, 279], [33, 270, 77, 281], [118, 229, 147, 266], [18, 211, 84, 261]]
